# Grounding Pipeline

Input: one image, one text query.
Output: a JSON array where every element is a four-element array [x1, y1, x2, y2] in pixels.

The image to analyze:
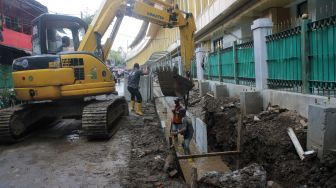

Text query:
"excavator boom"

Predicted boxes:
[[78, 0, 196, 96]]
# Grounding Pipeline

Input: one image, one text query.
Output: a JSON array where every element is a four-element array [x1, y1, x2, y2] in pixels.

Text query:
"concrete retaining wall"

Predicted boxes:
[[204, 80, 336, 118], [153, 86, 208, 154], [124, 75, 152, 103]]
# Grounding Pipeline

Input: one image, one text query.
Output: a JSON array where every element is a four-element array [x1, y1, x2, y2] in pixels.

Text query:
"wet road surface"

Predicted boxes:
[[0, 118, 132, 187]]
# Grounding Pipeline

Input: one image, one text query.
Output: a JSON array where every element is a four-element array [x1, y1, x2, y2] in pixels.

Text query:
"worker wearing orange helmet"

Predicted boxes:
[[171, 97, 183, 141]]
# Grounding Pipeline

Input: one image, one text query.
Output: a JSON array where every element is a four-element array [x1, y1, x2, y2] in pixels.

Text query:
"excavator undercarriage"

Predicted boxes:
[[0, 96, 128, 143]]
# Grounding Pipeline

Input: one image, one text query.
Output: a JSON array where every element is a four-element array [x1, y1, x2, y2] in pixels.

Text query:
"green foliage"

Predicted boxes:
[[81, 9, 95, 25], [108, 49, 125, 67]]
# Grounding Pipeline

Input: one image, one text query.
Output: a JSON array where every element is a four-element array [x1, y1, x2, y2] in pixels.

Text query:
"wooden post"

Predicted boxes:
[[178, 151, 240, 159], [191, 167, 198, 188]]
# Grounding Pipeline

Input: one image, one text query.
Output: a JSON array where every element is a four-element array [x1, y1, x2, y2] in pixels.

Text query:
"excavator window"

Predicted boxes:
[[45, 22, 83, 54], [32, 14, 87, 55]]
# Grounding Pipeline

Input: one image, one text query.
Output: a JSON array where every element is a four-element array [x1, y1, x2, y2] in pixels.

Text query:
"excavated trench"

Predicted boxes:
[[187, 88, 336, 187]]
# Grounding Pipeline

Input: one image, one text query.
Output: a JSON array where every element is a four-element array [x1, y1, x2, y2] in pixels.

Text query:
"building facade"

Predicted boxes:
[[126, 0, 335, 68]]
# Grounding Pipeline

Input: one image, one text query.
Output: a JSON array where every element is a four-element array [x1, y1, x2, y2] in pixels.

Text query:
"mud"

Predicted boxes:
[[0, 102, 186, 187], [188, 88, 336, 187], [124, 103, 187, 188], [237, 109, 336, 187]]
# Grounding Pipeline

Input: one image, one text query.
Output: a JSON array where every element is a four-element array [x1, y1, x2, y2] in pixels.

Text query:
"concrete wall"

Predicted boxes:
[[153, 86, 208, 154], [203, 80, 336, 118], [124, 75, 152, 103], [263, 90, 336, 118], [207, 80, 255, 98]]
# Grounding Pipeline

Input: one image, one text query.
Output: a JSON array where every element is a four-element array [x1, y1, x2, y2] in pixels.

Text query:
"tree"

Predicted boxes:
[[81, 9, 95, 25], [108, 49, 125, 67]]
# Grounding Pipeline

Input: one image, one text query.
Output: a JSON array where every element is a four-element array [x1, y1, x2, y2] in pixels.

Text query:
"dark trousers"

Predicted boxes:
[[128, 86, 142, 103]]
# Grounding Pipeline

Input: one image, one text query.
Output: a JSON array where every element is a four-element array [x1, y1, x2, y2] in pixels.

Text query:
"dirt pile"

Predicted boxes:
[[124, 103, 187, 188], [187, 89, 336, 187], [237, 108, 336, 187], [198, 163, 267, 188]]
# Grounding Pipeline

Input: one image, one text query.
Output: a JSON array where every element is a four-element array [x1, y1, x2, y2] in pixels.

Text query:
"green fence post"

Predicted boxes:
[[233, 41, 238, 84], [301, 18, 311, 94], [217, 49, 222, 82]]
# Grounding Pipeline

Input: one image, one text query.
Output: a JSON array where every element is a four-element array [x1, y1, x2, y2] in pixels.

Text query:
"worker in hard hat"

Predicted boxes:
[[174, 108, 193, 155], [170, 97, 183, 142]]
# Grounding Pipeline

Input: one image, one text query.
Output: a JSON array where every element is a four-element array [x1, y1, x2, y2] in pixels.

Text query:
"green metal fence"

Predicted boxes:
[[266, 27, 302, 92], [308, 16, 336, 96], [266, 15, 336, 97], [0, 64, 13, 89], [220, 47, 235, 83], [237, 41, 256, 86], [203, 42, 255, 86], [207, 52, 220, 80]]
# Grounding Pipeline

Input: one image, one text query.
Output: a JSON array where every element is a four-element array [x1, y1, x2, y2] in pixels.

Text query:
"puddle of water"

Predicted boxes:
[[66, 132, 80, 143]]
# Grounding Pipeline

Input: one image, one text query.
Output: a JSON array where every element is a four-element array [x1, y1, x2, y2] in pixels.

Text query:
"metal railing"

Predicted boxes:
[[266, 15, 336, 97], [203, 41, 255, 86]]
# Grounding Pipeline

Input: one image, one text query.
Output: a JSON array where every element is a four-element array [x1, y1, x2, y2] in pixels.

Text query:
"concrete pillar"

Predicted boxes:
[[139, 75, 150, 103], [124, 76, 130, 100], [251, 18, 273, 90], [240, 91, 263, 115], [195, 47, 205, 81], [307, 105, 336, 159], [177, 56, 183, 76], [125, 75, 151, 103], [199, 81, 210, 97], [214, 84, 228, 98]]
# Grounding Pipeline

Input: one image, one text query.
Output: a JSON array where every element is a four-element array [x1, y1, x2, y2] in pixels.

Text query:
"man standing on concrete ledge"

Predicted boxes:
[[127, 63, 146, 116], [174, 109, 193, 155]]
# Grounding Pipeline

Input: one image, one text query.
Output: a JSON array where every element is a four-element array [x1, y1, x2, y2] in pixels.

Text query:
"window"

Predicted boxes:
[[297, 1, 308, 18]]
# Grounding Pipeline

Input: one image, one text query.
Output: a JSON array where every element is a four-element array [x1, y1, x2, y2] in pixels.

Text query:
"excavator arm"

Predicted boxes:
[[79, 0, 196, 96]]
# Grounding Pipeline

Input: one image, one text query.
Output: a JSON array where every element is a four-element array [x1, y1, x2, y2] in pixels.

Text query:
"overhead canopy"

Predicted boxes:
[[144, 51, 170, 66]]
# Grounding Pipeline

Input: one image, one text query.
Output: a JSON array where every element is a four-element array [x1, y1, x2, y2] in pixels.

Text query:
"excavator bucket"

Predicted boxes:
[[156, 66, 193, 97]]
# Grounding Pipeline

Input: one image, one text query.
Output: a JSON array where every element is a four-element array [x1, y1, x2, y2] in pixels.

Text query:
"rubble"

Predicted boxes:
[[125, 104, 187, 187], [198, 163, 267, 188], [188, 88, 336, 187]]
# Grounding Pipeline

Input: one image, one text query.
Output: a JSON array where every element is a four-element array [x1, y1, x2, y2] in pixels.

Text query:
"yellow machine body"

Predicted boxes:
[[13, 53, 115, 101]]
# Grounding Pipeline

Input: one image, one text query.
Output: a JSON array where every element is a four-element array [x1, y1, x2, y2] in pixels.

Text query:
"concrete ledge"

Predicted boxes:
[[263, 90, 336, 118], [214, 84, 228, 98], [199, 81, 210, 97], [307, 104, 336, 159], [207, 80, 255, 98], [240, 91, 263, 115]]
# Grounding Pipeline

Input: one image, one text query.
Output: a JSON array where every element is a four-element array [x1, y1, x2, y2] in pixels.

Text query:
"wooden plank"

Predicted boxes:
[[178, 151, 240, 159], [191, 167, 198, 188], [287, 127, 305, 160]]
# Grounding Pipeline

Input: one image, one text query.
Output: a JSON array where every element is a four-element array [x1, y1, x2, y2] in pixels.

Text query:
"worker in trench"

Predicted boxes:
[[127, 63, 146, 116], [172, 108, 194, 155], [170, 97, 183, 142]]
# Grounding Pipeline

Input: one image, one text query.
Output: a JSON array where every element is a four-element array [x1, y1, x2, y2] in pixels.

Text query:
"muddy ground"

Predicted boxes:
[[0, 103, 186, 187], [188, 89, 336, 187]]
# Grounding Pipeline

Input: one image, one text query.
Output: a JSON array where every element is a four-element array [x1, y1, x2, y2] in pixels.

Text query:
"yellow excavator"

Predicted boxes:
[[0, 0, 195, 142]]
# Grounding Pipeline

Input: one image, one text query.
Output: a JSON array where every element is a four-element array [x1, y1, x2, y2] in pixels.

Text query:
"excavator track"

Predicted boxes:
[[0, 106, 27, 143], [82, 96, 128, 139]]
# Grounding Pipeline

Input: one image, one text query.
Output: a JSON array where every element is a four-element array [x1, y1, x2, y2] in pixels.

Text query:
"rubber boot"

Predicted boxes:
[[129, 100, 135, 111], [135, 102, 144, 116]]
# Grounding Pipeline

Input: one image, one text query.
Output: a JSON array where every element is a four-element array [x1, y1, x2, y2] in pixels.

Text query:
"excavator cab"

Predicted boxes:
[[31, 14, 88, 55]]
